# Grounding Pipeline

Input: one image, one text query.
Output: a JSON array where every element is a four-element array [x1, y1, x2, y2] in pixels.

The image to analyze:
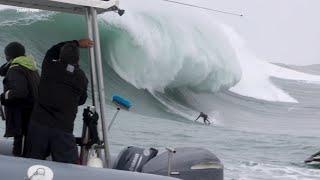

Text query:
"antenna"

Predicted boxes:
[[160, 0, 244, 17]]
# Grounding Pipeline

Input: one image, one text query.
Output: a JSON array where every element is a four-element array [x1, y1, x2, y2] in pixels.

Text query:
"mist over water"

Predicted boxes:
[[0, 4, 319, 179]]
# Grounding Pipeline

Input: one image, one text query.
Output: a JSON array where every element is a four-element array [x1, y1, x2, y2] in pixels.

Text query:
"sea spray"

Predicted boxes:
[[103, 11, 242, 93]]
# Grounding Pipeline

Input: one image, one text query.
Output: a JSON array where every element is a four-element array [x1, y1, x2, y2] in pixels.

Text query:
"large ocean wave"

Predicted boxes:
[[1, 6, 320, 180], [102, 8, 320, 103], [1, 6, 320, 113], [103, 12, 241, 93]]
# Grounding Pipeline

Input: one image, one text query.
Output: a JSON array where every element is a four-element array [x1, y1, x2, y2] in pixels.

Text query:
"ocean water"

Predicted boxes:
[[0, 4, 320, 180]]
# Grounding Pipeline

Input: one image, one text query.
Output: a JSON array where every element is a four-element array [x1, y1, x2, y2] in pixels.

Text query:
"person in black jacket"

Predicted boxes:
[[26, 39, 92, 163], [0, 42, 40, 156]]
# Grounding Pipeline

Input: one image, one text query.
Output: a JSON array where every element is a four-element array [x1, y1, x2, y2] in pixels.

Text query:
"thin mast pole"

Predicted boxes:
[[79, 8, 100, 165], [90, 7, 111, 168], [86, 9, 99, 105]]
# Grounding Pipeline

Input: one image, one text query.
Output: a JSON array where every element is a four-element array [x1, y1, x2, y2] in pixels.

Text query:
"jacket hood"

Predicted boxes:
[[11, 56, 37, 71]]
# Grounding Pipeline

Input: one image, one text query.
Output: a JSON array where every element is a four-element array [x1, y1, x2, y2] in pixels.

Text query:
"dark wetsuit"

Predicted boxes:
[[195, 112, 211, 125]]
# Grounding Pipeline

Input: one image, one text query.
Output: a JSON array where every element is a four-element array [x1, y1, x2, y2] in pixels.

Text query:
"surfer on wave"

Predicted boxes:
[[195, 112, 211, 125]]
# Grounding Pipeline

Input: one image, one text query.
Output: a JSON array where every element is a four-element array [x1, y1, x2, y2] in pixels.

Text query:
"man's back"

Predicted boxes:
[[26, 40, 92, 164], [31, 41, 88, 133], [0, 48, 40, 156], [2, 56, 40, 108]]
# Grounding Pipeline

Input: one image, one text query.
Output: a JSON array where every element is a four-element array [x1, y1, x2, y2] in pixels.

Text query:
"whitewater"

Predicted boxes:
[[0, 1, 320, 179], [104, 6, 320, 104]]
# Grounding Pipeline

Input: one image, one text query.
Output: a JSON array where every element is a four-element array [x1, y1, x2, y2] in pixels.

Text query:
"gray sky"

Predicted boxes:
[[186, 0, 320, 65], [123, 0, 320, 65]]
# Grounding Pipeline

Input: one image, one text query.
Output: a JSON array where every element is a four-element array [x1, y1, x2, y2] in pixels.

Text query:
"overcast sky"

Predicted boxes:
[[124, 0, 320, 65], [176, 0, 320, 65]]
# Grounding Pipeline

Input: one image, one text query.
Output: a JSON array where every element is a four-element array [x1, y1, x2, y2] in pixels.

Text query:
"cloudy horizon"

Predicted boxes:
[[162, 0, 320, 65]]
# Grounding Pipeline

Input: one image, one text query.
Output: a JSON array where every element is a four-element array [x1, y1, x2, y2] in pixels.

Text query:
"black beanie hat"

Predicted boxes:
[[60, 43, 80, 64], [4, 42, 25, 60]]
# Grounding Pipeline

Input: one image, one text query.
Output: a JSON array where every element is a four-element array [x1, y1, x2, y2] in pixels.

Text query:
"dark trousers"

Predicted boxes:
[[12, 135, 27, 157], [25, 121, 78, 164]]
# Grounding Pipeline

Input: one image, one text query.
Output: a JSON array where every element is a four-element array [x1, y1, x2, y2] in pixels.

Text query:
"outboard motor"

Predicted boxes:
[[113, 146, 158, 172], [142, 147, 223, 180]]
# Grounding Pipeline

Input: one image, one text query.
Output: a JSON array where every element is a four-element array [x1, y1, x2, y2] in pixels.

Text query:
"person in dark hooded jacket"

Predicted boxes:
[[0, 42, 40, 156], [26, 39, 91, 163]]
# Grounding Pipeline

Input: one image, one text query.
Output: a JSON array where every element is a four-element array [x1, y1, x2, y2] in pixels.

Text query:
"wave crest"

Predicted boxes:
[[102, 12, 242, 93]]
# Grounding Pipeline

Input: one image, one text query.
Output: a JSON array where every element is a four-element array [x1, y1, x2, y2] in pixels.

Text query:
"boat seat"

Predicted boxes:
[[0, 138, 13, 156]]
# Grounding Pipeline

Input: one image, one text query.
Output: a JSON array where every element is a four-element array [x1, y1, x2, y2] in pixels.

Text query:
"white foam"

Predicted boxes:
[[0, 5, 40, 12], [103, 11, 241, 93], [231, 161, 320, 180], [222, 25, 320, 103], [0, 7, 52, 27], [0, 5, 12, 10], [103, 2, 320, 103], [150, 91, 197, 121]]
